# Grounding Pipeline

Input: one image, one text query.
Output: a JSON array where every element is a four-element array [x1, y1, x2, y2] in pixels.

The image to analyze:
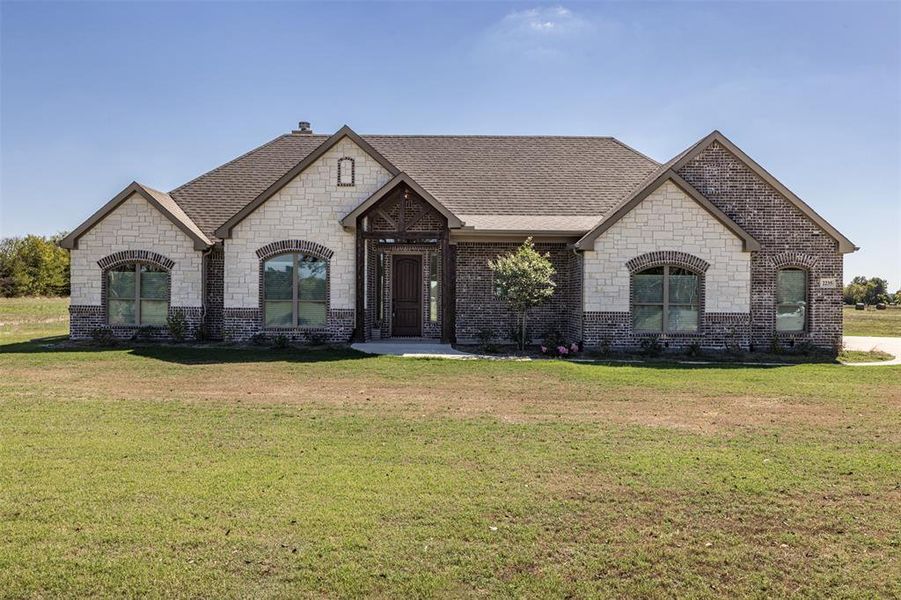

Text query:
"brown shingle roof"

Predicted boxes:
[[169, 132, 660, 240]]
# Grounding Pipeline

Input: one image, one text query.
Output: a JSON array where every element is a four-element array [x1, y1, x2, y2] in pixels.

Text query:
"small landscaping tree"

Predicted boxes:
[[488, 237, 556, 350]]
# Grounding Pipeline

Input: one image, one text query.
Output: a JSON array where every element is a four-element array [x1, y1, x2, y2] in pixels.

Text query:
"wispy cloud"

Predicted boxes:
[[476, 6, 599, 61]]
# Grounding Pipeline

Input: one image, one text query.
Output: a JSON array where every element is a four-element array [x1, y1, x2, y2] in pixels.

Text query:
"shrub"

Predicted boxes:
[[307, 331, 328, 346], [596, 338, 611, 357], [166, 310, 188, 342], [194, 323, 211, 342], [90, 327, 115, 346], [769, 335, 782, 355], [477, 327, 499, 353], [132, 326, 155, 342], [686, 341, 703, 358], [272, 334, 290, 349], [639, 337, 663, 358], [250, 332, 268, 346]]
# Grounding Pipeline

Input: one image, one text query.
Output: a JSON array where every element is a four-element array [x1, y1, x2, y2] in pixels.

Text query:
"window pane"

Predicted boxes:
[[634, 305, 663, 332], [140, 300, 168, 325], [299, 257, 327, 302], [265, 301, 293, 327], [668, 306, 699, 332], [298, 301, 326, 326], [669, 273, 699, 304], [264, 255, 294, 300], [429, 253, 439, 323], [777, 269, 806, 304], [108, 269, 135, 299], [109, 299, 136, 325], [776, 304, 805, 332], [140, 268, 168, 300], [634, 272, 663, 303]]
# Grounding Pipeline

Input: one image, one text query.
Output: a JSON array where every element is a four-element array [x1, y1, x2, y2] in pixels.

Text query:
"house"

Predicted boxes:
[[60, 122, 857, 353]]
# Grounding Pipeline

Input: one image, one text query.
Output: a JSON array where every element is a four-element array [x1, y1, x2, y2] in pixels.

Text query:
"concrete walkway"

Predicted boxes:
[[351, 340, 474, 359], [842, 336, 901, 366]]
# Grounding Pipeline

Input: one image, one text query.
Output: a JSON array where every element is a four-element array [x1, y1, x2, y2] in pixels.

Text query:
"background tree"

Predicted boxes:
[[0, 234, 70, 297], [843, 276, 891, 305], [488, 237, 556, 350]]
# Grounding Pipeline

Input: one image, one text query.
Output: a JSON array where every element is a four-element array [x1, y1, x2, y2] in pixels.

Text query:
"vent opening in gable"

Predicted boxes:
[[337, 157, 355, 186]]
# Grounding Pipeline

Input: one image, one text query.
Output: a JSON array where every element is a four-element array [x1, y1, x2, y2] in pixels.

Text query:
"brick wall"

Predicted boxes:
[[222, 308, 354, 343], [677, 142, 843, 352], [454, 242, 581, 345], [204, 247, 225, 339]]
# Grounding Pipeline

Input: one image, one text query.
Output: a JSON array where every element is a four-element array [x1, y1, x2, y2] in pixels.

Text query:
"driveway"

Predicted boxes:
[[843, 336, 901, 366]]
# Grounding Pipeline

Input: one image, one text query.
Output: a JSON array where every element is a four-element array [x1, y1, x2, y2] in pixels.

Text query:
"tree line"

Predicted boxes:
[[842, 276, 899, 306], [0, 234, 70, 297]]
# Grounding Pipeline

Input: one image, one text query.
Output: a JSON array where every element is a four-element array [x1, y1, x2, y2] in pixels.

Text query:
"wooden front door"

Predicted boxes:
[[392, 255, 421, 337]]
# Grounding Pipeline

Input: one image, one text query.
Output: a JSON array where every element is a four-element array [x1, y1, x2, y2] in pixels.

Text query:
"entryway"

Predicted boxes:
[[392, 255, 421, 337]]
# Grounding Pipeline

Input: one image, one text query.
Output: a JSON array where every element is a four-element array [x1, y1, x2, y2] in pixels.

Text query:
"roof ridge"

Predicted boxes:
[[170, 133, 293, 195], [607, 137, 660, 166], [358, 134, 621, 139]]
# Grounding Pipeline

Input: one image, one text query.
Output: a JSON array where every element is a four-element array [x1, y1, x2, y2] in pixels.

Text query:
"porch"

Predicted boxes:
[[348, 174, 459, 343]]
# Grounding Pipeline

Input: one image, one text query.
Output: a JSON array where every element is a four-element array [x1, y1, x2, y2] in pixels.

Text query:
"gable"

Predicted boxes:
[[60, 182, 211, 251], [215, 126, 400, 239], [575, 171, 760, 251], [340, 172, 463, 229], [670, 131, 857, 253]]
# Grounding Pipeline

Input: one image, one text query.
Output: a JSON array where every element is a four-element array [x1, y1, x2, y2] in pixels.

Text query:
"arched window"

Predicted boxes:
[[107, 263, 168, 325], [263, 253, 327, 327], [776, 268, 807, 332], [633, 266, 700, 333]]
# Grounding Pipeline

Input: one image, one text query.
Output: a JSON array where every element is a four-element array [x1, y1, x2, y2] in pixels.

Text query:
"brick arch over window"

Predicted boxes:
[[97, 249, 175, 271], [769, 251, 818, 270], [255, 240, 335, 261], [625, 251, 710, 275], [256, 240, 334, 330], [97, 250, 174, 329]]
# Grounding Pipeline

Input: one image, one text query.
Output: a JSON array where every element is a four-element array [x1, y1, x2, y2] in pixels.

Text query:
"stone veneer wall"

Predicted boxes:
[[676, 142, 843, 352], [223, 138, 393, 310], [455, 242, 581, 345], [68, 193, 204, 340], [220, 137, 393, 343], [581, 180, 752, 351]]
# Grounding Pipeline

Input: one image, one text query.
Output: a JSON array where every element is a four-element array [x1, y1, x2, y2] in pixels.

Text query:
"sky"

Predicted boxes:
[[1, 1, 899, 286]]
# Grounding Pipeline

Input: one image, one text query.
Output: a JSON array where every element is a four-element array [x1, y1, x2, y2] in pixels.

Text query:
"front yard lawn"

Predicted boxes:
[[1, 298, 899, 597]]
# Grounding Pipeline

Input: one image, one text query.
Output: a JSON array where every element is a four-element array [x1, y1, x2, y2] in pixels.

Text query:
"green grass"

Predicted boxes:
[[0, 296, 70, 344], [843, 305, 901, 337], [838, 349, 894, 363], [1, 298, 899, 598]]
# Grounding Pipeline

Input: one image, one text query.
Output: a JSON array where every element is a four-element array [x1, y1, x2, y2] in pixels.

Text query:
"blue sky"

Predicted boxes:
[[1, 1, 899, 286]]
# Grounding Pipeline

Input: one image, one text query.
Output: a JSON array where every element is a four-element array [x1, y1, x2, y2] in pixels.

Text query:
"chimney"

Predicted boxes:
[[293, 121, 312, 134]]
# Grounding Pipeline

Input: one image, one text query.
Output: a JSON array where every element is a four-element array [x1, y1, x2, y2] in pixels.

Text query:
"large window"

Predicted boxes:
[[107, 263, 168, 325], [263, 254, 327, 327], [633, 266, 700, 333], [776, 268, 807, 332]]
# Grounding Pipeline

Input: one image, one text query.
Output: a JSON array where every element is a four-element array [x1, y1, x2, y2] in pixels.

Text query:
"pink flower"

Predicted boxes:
[[540, 345, 547, 354], [557, 345, 568, 355], [570, 342, 579, 353]]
